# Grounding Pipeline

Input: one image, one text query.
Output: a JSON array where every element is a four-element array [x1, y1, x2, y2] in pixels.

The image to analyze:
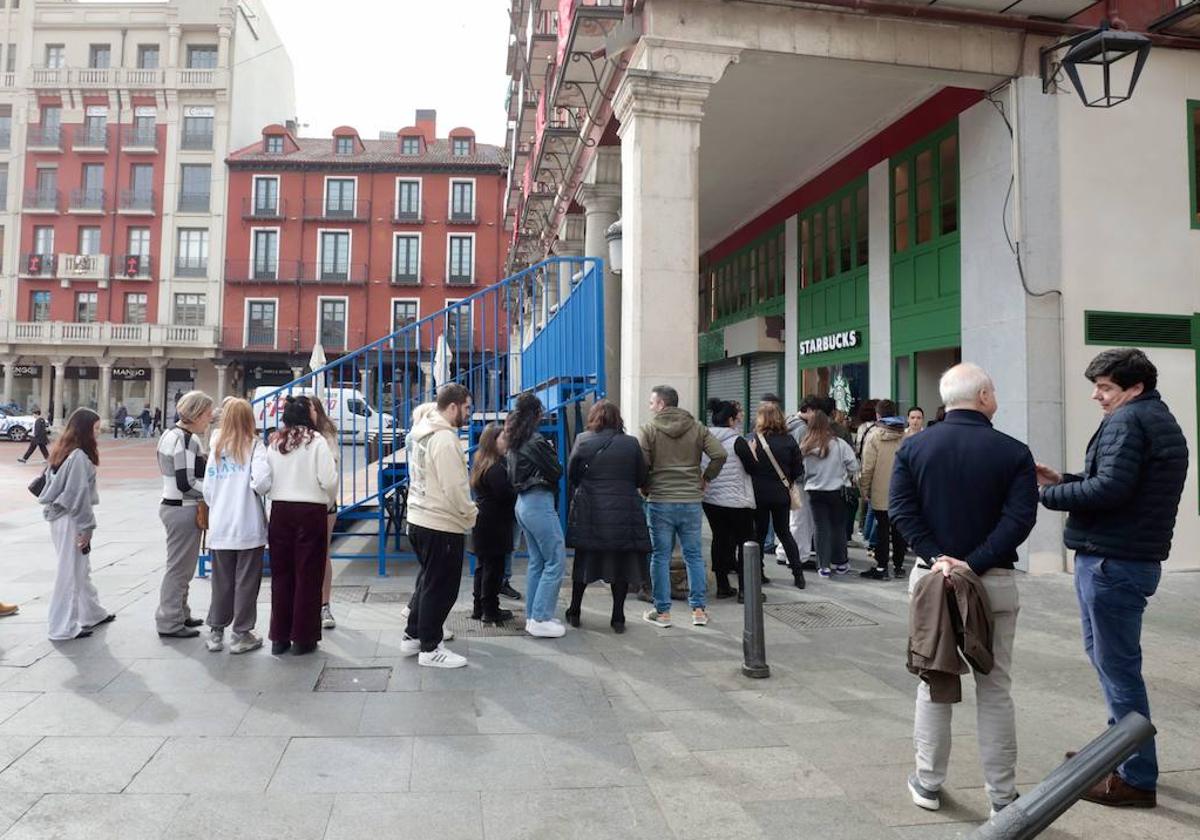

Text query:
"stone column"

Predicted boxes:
[[613, 46, 738, 430], [96, 360, 113, 431], [214, 364, 228, 402], [51, 359, 67, 427], [783, 217, 799, 410], [578, 150, 622, 403], [167, 25, 181, 68], [217, 25, 232, 69], [1, 356, 15, 405], [867, 160, 892, 400], [38, 364, 52, 417], [149, 358, 168, 420]]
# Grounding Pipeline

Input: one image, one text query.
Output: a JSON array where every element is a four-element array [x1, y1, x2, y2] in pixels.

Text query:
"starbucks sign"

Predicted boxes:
[[798, 330, 860, 356]]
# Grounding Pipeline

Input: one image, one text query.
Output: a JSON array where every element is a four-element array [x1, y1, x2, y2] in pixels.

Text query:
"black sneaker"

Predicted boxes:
[[860, 567, 890, 581], [499, 583, 522, 600], [893, 565, 905, 578], [470, 604, 483, 620], [482, 608, 514, 625], [800, 560, 817, 571]]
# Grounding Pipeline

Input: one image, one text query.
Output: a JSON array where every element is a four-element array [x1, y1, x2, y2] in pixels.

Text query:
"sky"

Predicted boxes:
[[260, 0, 513, 145]]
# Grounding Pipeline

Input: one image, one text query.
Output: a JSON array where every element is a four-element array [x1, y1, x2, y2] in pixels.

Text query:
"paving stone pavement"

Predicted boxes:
[[1, 438, 1198, 838]]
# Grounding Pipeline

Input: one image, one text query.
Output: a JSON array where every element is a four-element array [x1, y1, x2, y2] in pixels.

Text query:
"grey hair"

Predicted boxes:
[[175, 390, 214, 425], [939, 364, 993, 409]]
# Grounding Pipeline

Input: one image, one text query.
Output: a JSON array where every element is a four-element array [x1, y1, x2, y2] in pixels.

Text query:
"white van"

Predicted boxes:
[[252, 386, 394, 443]]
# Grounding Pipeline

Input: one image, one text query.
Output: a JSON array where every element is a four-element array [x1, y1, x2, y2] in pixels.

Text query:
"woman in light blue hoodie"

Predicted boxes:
[[203, 398, 272, 654]]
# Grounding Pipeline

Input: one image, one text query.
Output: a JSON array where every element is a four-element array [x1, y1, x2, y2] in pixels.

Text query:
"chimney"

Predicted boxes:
[[415, 109, 436, 144]]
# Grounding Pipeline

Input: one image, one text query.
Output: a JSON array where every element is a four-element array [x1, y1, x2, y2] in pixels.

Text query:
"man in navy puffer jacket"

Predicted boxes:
[[1038, 348, 1188, 809]]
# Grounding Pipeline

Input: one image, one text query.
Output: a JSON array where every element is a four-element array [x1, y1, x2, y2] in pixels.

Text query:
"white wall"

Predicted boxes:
[[867, 160, 891, 398], [229, 0, 296, 149]]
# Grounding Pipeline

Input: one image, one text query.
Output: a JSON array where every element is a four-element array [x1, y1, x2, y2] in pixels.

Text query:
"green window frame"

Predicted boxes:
[[891, 125, 959, 255], [1188, 101, 1200, 229], [797, 177, 868, 288], [699, 225, 785, 330]]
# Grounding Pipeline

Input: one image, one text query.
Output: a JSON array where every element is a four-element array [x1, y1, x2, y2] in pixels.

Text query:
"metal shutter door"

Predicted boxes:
[[748, 355, 780, 405], [705, 360, 743, 407]]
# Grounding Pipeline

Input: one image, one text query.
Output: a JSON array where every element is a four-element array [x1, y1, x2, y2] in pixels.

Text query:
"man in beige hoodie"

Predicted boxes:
[[400, 384, 477, 668]]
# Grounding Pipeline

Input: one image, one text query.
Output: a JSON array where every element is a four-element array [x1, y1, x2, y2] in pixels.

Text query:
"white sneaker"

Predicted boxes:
[[527, 619, 566, 638], [229, 631, 262, 654], [418, 644, 467, 669], [205, 628, 224, 652], [442, 626, 455, 641], [321, 604, 336, 629], [400, 605, 411, 620], [399, 633, 421, 657]]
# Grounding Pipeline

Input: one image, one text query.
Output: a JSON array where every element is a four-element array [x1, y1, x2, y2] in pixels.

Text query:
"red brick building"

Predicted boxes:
[[222, 109, 507, 393]]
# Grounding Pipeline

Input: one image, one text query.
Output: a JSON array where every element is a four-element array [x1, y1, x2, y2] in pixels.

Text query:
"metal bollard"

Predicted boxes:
[[970, 712, 1156, 840], [741, 541, 770, 679]]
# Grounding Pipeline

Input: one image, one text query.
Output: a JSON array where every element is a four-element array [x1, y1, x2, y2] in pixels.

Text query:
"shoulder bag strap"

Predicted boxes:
[[579, 434, 618, 478], [756, 433, 791, 489]]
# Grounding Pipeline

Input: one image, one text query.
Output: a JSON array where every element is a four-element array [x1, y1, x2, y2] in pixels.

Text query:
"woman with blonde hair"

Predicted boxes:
[[800, 410, 859, 578], [743, 401, 805, 589], [309, 397, 340, 630], [156, 390, 214, 638], [203, 399, 272, 654]]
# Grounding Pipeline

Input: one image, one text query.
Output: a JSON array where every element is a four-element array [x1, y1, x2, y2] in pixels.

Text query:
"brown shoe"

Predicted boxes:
[[0, 602, 18, 617], [1080, 773, 1156, 808]]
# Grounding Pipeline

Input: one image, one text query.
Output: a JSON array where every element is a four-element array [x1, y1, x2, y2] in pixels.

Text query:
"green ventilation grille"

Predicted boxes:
[[1085, 312, 1194, 348]]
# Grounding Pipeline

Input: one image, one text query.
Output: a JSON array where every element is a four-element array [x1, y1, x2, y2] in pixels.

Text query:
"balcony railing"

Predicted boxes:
[[23, 189, 60, 212], [121, 125, 158, 150], [245, 326, 279, 348], [393, 206, 423, 223], [27, 125, 62, 149], [448, 210, 477, 224], [302, 197, 371, 222], [241, 197, 286, 220], [58, 254, 109, 281], [178, 68, 223, 88], [0, 72, 15, 88], [118, 254, 153, 279], [118, 189, 156, 213], [177, 192, 211, 213], [75, 67, 114, 87], [69, 188, 107, 212], [1, 320, 217, 348], [447, 273, 475, 287], [22, 253, 56, 277], [393, 269, 421, 286], [175, 257, 208, 277], [157, 324, 218, 346], [30, 67, 66, 88], [180, 131, 213, 151], [224, 258, 302, 284], [72, 124, 110, 150], [223, 325, 297, 352], [300, 261, 368, 284], [124, 68, 164, 87]]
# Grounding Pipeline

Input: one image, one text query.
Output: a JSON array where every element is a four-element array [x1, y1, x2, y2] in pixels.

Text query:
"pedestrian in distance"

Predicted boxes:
[[400, 385, 477, 667], [506, 392, 568, 639], [639, 384, 727, 629], [1037, 348, 1188, 809], [152, 407, 163, 436], [858, 411, 908, 580], [38, 407, 114, 641], [309, 396, 341, 631], [701, 398, 756, 601], [17, 409, 50, 464], [745, 400, 805, 589], [155, 390, 214, 639], [889, 363, 1038, 818], [469, 423, 516, 626], [800, 409, 859, 578], [139, 407, 152, 438], [113, 403, 128, 439], [202, 398, 271, 655], [266, 396, 338, 656], [565, 400, 651, 633], [853, 398, 881, 553]]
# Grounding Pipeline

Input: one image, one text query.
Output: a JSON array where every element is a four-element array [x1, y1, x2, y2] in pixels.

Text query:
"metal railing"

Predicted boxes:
[[72, 125, 109, 149], [300, 261, 369, 284], [119, 189, 156, 212], [121, 125, 158, 149], [178, 192, 211, 213], [22, 253, 56, 277], [224, 258, 302, 284], [175, 257, 208, 277], [242, 197, 287, 219], [180, 131, 213, 151], [26, 125, 62, 149], [302, 197, 371, 221], [23, 189, 60, 212], [119, 254, 153, 278], [69, 188, 107, 212]]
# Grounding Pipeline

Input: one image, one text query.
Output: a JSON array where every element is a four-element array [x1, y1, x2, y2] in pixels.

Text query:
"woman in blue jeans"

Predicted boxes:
[[504, 393, 566, 639]]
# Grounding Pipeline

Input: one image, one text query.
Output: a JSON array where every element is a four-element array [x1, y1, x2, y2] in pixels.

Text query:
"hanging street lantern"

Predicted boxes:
[[1041, 22, 1152, 108], [605, 218, 622, 275]]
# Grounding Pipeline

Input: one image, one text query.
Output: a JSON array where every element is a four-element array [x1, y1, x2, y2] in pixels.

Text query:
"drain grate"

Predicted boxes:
[[764, 601, 877, 630], [315, 666, 392, 692], [330, 585, 369, 604], [364, 590, 411, 604], [443, 608, 531, 637]]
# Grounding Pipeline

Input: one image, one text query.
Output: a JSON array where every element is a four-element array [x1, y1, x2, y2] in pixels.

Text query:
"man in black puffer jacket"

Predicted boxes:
[[1038, 348, 1188, 809]]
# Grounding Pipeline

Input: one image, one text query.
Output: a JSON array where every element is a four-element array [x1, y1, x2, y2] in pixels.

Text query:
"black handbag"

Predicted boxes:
[[28, 469, 48, 498]]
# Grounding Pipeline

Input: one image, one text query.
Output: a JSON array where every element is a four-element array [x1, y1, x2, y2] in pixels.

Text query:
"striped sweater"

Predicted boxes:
[[157, 425, 207, 506]]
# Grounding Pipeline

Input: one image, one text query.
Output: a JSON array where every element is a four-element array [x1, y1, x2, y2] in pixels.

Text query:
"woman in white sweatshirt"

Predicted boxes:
[[266, 396, 338, 656], [203, 398, 272, 654]]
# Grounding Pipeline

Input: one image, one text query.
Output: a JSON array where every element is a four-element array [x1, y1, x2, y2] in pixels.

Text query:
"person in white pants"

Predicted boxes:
[[778, 404, 815, 566], [37, 408, 113, 641]]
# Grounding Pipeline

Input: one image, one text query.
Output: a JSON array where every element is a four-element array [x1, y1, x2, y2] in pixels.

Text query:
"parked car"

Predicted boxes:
[[0, 408, 38, 442]]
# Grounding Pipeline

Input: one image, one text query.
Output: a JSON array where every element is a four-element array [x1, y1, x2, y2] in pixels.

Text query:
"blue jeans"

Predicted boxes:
[[515, 489, 565, 622], [863, 504, 877, 544], [648, 502, 706, 614], [1075, 554, 1162, 791]]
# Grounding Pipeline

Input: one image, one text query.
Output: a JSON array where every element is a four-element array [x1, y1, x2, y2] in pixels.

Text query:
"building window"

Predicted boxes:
[[78, 227, 101, 256], [247, 300, 276, 346], [75, 292, 98, 323], [178, 164, 210, 212], [33, 225, 54, 256], [1189, 101, 1200, 227], [137, 44, 160, 69], [5, 44, 15, 74], [0, 106, 10, 150], [132, 111, 156, 145], [44, 44, 65, 69], [79, 163, 104, 209], [444, 298, 472, 347], [450, 181, 474, 221], [264, 134, 284, 154], [125, 293, 148, 325], [393, 300, 418, 333], [335, 136, 355, 155], [797, 181, 867, 290], [186, 45, 218, 69], [396, 179, 420, 219], [892, 129, 958, 254], [176, 228, 209, 276], [253, 230, 279, 279], [401, 136, 420, 155], [394, 235, 419, 282], [130, 163, 153, 203], [88, 44, 111, 69], [451, 137, 471, 157], [127, 227, 150, 276], [0, 163, 7, 210], [319, 298, 347, 349], [448, 235, 473, 283], [30, 290, 51, 323], [325, 178, 356, 217], [319, 231, 350, 280], [181, 111, 213, 150], [173, 293, 206, 326], [701, 225, 785, 329], [253, 177, 279, 215]]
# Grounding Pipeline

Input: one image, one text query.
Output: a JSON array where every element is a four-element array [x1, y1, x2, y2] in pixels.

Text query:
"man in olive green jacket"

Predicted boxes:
[[638, 385, 727, 629]]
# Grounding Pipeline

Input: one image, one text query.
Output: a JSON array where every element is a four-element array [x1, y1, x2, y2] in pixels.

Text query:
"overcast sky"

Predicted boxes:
[[261, 0, 512, 145]]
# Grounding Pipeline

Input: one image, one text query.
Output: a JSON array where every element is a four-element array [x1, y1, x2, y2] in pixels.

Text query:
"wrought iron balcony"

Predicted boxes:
[[175, 256, 208, 277], [241, 197, 287, 220], [180, 130, 213, 151], [72, 124, 109, 150], [224, 258, 302, 284], [177, 192, 211, 213], [69, 188, 107, 212], [27, 125, 62, 149], [299, 261, 368, 284], [119, 254, 153, 279], [22, 253, 56, 277], [302, 197, 371, 222], [118, 189, 156, 213], [23, 189, 61, 212], [121, 125, 158, 150], [244, 325, 280, 349]]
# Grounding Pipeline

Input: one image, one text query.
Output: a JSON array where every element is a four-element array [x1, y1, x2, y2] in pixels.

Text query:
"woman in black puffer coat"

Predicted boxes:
[[565, 400, 650, 633]]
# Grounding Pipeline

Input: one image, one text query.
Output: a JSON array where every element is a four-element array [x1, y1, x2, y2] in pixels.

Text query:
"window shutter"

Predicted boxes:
[[1084, 312, 1193, 348]]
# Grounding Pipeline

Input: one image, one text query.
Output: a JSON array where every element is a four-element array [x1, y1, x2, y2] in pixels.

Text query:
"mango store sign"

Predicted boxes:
[[798, 330, 860, 356]]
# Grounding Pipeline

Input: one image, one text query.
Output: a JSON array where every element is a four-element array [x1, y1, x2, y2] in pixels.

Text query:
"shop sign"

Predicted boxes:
[[67, 367, 98, 380], [183, 105, 214, 118], [798, 330, 860, 356], [251, 364, 293, 379], [134, 106, 156, 118], [11, 364, 42, 378], [112, 367, 150, 381]]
